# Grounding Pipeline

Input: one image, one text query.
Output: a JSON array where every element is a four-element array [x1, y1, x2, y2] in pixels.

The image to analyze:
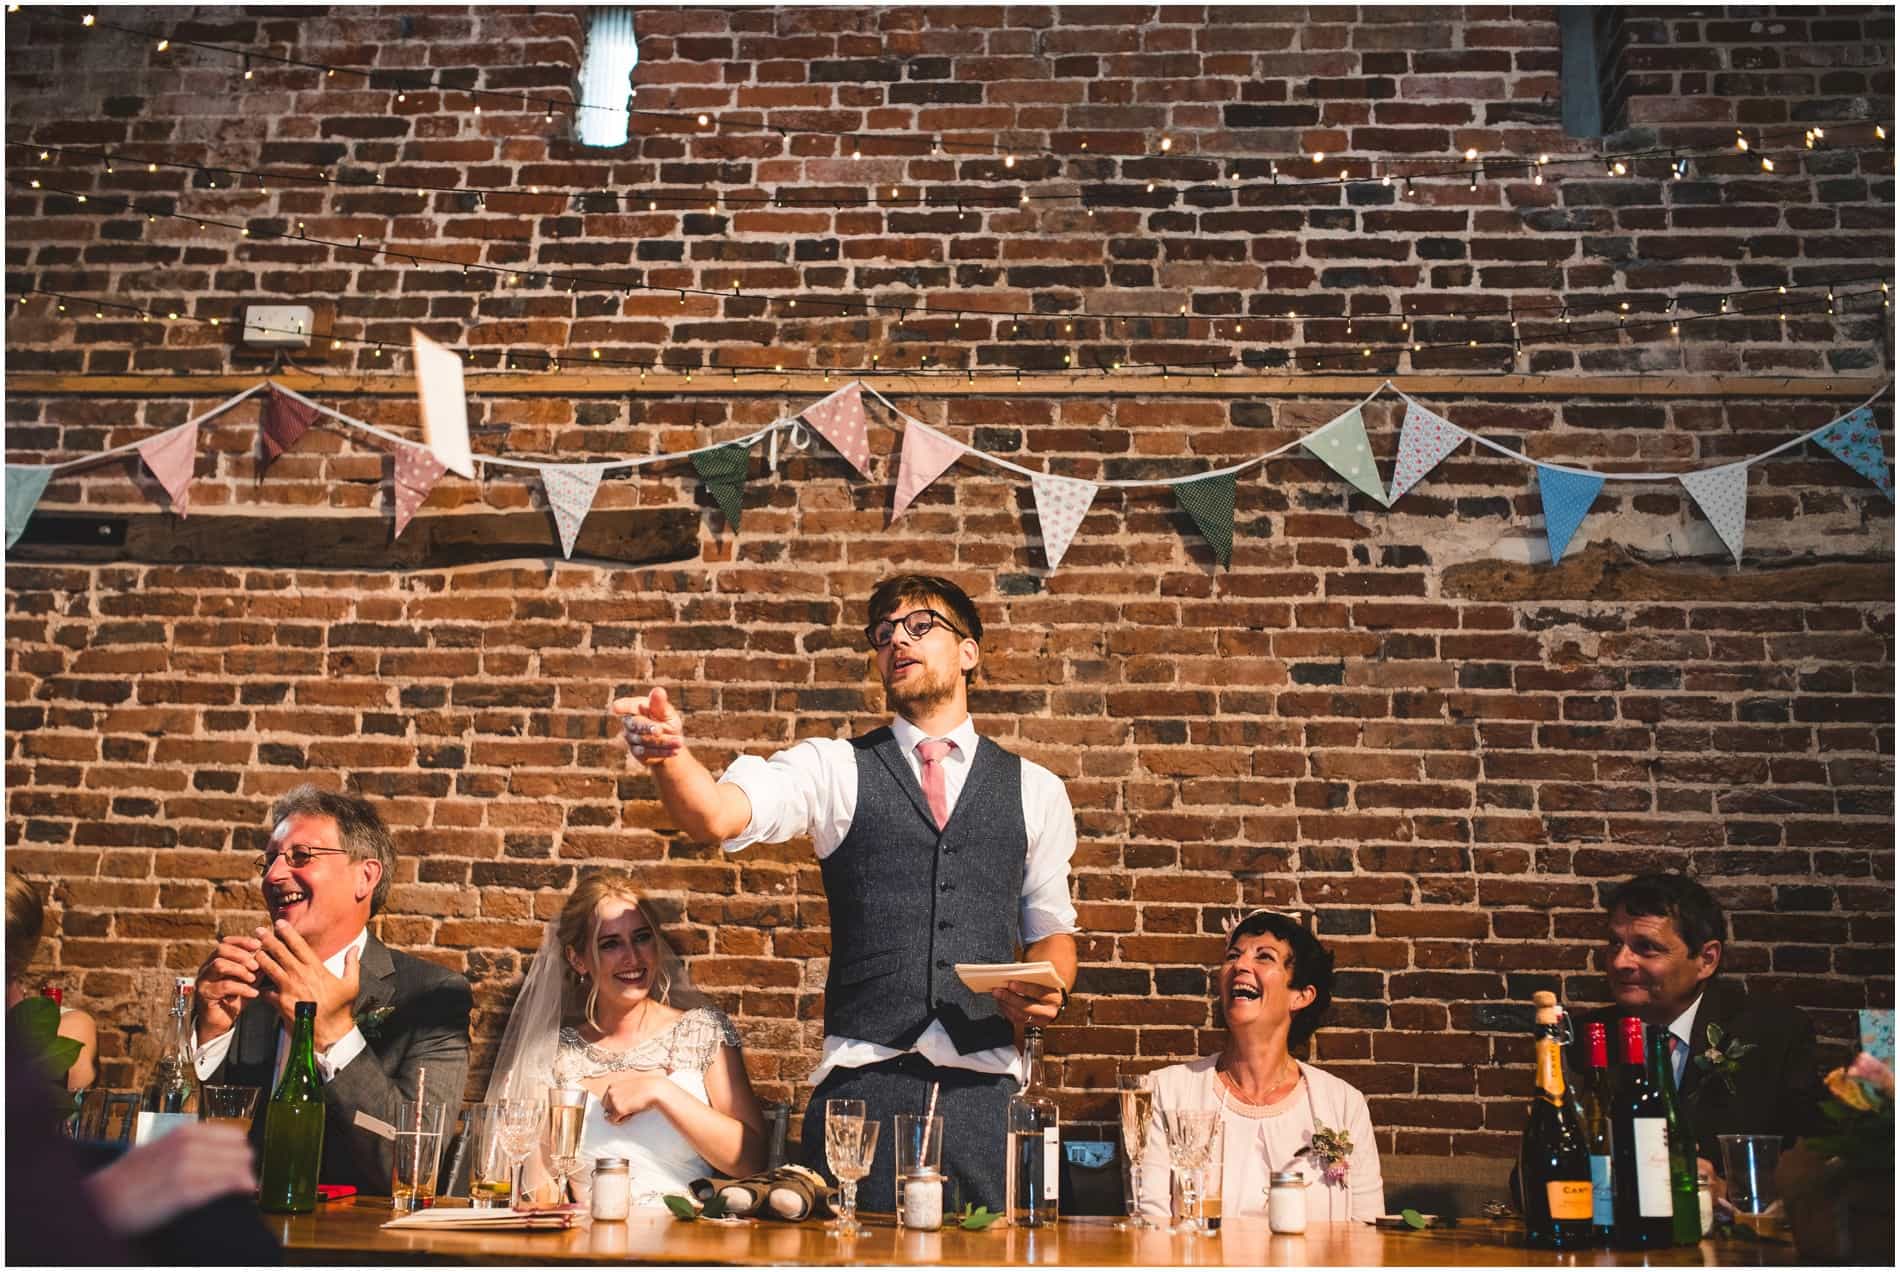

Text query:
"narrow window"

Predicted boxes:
[[577, 7, 639, 148]]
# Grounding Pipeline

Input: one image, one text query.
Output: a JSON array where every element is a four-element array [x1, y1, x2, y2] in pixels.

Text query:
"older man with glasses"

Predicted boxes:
[[614, 573, 1079, 1214], [190, 784, 472, 1192]]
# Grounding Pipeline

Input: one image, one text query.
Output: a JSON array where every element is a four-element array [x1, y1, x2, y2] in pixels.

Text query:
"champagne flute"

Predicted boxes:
[[547, 1086, 588, 1202], [825, 1103, 878, 1238], [1117, 1072, 1158, 1230], [496, 1098, 543, 1209], [1163, 1108, 1219, 1235]]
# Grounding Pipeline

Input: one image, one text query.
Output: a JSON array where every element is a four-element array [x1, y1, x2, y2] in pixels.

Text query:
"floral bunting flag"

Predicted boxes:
[[1534, 465, 1604, 564], [257, 386, 319, 480], [691, 443, 751, 531], [138, 422, 199, 516], [1388, 399, 1467, 505], [1173, 471, 1238, 568], [392, 442, 448, 539], [1680, 463, 1751, 564], [1030, 474, 1099, 570], [1301, 406, 1389, 506], [801, 381, 874, 478], [5, 465, 55, 550], [541, 463, 608, 559], [1812, 406, 1894, 502], [891, 421, 964, 519]]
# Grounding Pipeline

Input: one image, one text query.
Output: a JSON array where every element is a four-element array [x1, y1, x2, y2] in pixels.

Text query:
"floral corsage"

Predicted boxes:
[[1691, 1022, 1758, 1101], [355, 1003, 396, 1040], [1296, 1123, 1353, 1186]]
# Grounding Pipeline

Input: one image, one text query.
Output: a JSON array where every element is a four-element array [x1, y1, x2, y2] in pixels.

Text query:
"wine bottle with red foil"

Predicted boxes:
[[1578, 1020, 1615, 1241], [1519, 992, 1595, 1249], [1608, 1016, 1674, 1248]]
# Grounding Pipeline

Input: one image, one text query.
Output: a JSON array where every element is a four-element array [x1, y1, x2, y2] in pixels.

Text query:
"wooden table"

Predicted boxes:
[[270, 1200, 1809, 1266]]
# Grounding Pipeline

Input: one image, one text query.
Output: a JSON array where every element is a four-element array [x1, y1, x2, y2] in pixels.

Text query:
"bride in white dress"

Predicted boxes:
[[486, 871, 767, 1208]]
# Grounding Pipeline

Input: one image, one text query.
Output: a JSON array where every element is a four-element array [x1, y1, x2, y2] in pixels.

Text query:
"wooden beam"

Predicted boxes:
[[4, 372, 1888, 399], [9, 508, 702, 568]]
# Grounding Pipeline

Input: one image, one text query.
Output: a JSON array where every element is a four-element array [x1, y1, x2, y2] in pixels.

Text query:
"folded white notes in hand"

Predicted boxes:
[[954, 961, 1067, 995]]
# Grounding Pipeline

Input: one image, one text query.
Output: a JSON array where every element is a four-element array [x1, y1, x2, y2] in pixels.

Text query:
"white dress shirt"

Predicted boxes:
[[193, 926, 371, 1085], [1667, 993, 1703, 1085], [720, 713, 1079, 1086]]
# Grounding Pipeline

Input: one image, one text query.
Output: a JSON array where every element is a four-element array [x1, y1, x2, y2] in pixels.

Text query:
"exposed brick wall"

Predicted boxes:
[[4, 6, 1893, 1157]]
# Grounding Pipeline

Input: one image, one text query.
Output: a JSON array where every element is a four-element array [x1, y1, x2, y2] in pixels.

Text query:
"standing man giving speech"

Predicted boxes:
[[613, 574, 1079, 1211]]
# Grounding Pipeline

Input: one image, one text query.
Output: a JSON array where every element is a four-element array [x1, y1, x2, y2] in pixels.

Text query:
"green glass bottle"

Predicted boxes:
[[258, 1001, 326, 1214], [1649, 1026, 1702, 1245]]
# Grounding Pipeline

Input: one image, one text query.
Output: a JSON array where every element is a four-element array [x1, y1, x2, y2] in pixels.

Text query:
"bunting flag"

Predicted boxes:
[[541, 463, 608, 558], [257, 386, 318, 480], [1173, 471, 1238, 568], [138, 422, 198, 516], [1680, 463, 1751, 564], [413, 329, 474, 478], [392, 442, 448, 539], [891, 421, 963, 519], [1301, 406, 1389, 506], [691, 443, 751, 530], [1535, 465, 1604, 564], [801, 381, 874, 478], [1388, 399, 1466, 505], [5, 465, 55, 550], [1030, 474, 1099, 570], [1812, 406, 1894, 502]]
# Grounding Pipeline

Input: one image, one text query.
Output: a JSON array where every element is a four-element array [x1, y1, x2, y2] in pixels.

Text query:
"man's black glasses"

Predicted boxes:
[[865, 608, 967, 649], [254, 846, 350, 875]]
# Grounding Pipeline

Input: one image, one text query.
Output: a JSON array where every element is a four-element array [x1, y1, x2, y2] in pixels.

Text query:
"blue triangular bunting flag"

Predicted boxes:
[[1535, 465, 1604, 564], [1812, 406, 1894, 502], [5, 464, 55, 550]]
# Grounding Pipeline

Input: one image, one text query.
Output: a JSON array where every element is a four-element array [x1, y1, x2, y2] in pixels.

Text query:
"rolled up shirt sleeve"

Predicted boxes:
[[1019, 762, 1079, 944], [718, 739, 847, 855]]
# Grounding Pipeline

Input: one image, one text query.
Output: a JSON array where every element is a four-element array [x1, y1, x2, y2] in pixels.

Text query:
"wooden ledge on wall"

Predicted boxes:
[[4, 371, 1890, 399]]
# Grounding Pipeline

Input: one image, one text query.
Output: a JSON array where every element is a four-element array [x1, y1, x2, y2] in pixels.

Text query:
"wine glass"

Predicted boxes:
[[547, 1086, 588, 1202], [1117, 1072, 1158, 1230], [825, 1099, 878, 1237], [495, 1098, 543, 1209], [1163, 1107, 1220, 1235]]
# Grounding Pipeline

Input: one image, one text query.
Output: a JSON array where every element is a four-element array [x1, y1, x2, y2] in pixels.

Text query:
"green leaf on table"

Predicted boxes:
[[1402, 1208, 1428, 1229], [662, 1194, 699, 1221], [956, 1203, 1002, 1230], [702, 1192, 730, 1220]]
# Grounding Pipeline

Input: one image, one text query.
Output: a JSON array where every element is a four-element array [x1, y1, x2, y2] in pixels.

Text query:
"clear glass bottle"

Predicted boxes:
[[134, 976, 199, 1143], [1004, 1026, 1060, 1228]]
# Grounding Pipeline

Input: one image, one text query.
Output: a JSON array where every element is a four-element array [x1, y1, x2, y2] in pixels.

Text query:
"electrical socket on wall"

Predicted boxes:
[[242, 305, 315, 348]]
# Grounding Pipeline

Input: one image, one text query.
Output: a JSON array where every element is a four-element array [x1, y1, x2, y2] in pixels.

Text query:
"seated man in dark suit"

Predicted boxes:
[[1576, 872, 1824, 1206], [191, 784, 472, 1192]]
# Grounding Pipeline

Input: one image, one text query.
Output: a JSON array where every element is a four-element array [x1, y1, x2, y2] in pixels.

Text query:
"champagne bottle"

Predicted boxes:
[[1578, 1020, 1615, 1241], [1608, 1016, 1674, 1247], [1650, 1025, 1702, 1244], [1004, 1026, 1060, 1228], [1519, 992, 1595, 1249], [134, 977, 200, 1144], [258, 1001, 326, 1214]]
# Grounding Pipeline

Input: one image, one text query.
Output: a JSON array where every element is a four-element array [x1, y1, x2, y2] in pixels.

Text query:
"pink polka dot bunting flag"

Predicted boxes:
[[1388, 400, 1466, 505], [137, 421, 199, 517], [1679, 462, 1751, 565], [541, 463, 608, 559], [1300, 406, 1389, 506], [1031, 474, 1099, 570], [257, 387, 319, 480], [392, 442, 449, 540], [891, 421, 965, 520], [802, 382, 874, 479]]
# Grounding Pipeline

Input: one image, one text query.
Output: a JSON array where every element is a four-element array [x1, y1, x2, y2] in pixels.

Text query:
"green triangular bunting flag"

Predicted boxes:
[[1301, 405, 1389, 506], [691, 443, 751, 531], [1173, 471, 1237, 568], [6, 464, 55, 550]]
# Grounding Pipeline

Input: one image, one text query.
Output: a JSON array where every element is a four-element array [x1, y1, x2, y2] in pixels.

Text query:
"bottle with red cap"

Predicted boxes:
[[1607, 1016, 1674, 1247], [1577, 1020, 1614, 1242]]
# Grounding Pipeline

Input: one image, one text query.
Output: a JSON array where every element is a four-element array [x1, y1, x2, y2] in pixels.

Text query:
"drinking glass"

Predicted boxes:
[[1718, 1134, 1782, 1216], [824, 1100, 877, 1237], [1163, 1108, 1220, 1235], [197, 1085, 260, 1133], [496, 1097, 543, 1209], [461, 1102, 513, 1208], [547, 1086, 589, 1203], [1117, 1072, 1158, 1230], [392, 1099, 449, 1213], [894, 1113, 943, 1229]]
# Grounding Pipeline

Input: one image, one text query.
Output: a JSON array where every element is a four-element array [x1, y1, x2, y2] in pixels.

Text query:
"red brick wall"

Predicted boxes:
[[5, 6, 1893, 1156]]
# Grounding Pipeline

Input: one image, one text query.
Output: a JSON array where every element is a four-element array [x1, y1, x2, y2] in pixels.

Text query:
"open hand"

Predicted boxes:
[[193, 933, 265, 1045], [251, 920, 361, 1050], [85, 1121, 256, 1237], [610, 687, 684, 766]]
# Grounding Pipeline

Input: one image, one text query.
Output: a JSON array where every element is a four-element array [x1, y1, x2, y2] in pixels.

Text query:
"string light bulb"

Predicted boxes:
[[1735, 131, 1749, 152], [1463, 147, 1478, 161], [82, 13, 95, 26], [1312, 150, 1325, 164], [697, 113, 709, 126], [1004, 153, 1016, 168], [157, 38, 169, 51], [1160, 136, 1172, 152]]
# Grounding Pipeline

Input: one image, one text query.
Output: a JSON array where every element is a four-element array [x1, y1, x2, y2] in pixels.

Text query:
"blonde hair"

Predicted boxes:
[[5, 870, 46, 986], [555, 871, 674, 1030]]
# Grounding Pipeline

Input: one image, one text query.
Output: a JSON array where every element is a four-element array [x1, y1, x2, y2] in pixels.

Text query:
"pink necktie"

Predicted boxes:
[[915, 739, 956, 829]]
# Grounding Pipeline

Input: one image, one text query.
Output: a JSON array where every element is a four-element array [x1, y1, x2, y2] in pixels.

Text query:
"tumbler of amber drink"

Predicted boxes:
[[197, 1085, 260, 1133]]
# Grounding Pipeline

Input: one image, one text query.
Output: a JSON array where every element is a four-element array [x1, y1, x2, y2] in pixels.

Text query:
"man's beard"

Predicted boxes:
[[885, 664, 958, 715]]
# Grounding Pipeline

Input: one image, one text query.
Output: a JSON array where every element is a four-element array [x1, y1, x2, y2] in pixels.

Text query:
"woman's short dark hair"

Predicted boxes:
[[1226, 911, 1335, 1051], [866, 574, 984, 686], [1606, 872, 1727, 955]]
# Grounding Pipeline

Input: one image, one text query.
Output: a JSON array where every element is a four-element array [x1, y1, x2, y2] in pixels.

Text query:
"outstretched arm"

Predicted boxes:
[[611, 687, 753, 844]]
